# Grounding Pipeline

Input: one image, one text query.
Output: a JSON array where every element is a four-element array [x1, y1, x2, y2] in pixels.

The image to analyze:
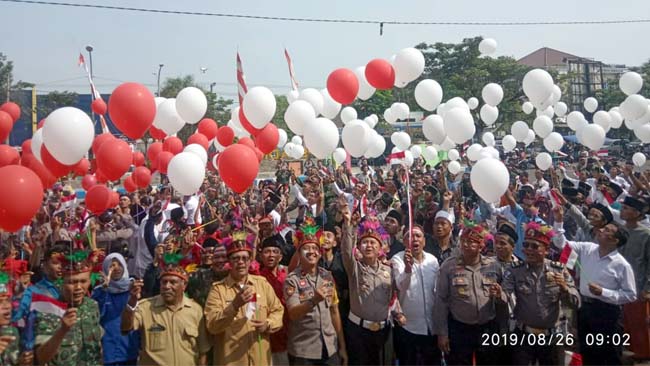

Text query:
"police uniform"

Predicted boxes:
[[502, 259, 580, 366], [433, 255, 506, 365], [284, 267, 340, 364], [341, 222, 393, 366]]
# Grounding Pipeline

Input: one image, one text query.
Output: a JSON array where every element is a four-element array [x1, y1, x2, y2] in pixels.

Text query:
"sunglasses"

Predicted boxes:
[[522, 241, 541, 250]]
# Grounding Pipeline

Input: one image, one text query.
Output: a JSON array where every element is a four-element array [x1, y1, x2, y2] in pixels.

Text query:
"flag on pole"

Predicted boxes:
[[236, 52, 248, 106], [559, 244, 579, 270], [284, 48, 299, 91], [31, 293, 68, 318], [78, 53, 85, 67]]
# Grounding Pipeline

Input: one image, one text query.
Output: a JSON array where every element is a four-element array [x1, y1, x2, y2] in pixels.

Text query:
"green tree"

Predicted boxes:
[[38, 91, 78, 118], [271, 94, 289, 134]]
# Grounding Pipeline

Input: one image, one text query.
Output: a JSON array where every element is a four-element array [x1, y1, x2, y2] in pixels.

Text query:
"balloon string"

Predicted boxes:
[[404, 166, 413, 250]]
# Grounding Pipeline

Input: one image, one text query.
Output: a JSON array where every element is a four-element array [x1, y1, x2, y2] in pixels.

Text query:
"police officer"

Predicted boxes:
[[284, 223, 347, 365], [502, 222, 581, 366], [340, 199, 393, 366], [433, 224, 506, 365]]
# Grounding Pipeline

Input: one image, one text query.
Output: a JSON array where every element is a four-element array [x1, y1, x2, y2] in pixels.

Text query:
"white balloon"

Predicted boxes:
[[298, 88, 324, 116], [293, 144, 305, 159], [393, 47, 425, 83], [554, 102, 568, 117], [447, 148, 460, 161], [320, 89, 342, 120], [176, 87, 207, 124], [410, 145, 422, 159], [414, 79, 443, 112], [354, 66, 376, 101], [440, 97, 469, 117], [284, 100, 316, 135], [536, 153, 553, 171], [152, 97, 168, 128], [523, 69, 554, 105], [363, 115, 378, 129], [593, 111, 612, 132], [566, 111, 586, 131], [383, 109, 397, 124], [284, 142, 296, 157], [342, 120, 370, 157], [32, 128, 44, 162], [333, 147, 347, 164], [478, 38, 498, 55], [422, 115, 446, 144], [448, 161, 462, 174], [231, 107, 240, 125], [242, 86, 275, 128], [620, 72, 643, 96], [154, 97, 166, 107], [583, 97, 598, 113], [634, 124, 650, 144], [620, 94, 648, 121], [391, 103, 410, 121], [609, 111, 624, 129], [511, 121, 530, 142], [364, 133, 386, 158], [286, 90, 300, 104], [633, 152, 646, 167], [524, 129, 536, 146], [480, 146, 500, 160], [481, 83, 504, 106], [480, 104, 499, 125], [581, 124, 606, 151], [156, 98, 185, 135], [550, 85, 562, 105], [168, 152, 205, 195], [277, 129, 288, 148], [304, 118, 339, 159], [522, 101, 534, 115], [543, 132, 564, 152], [212, 137, 226, 152], [341, 107, 358, 124], [536, 106, 554, 119], [629, 106, 650, 130], [466, 143, 483, 161], [42, 107, 94, 165], [291, 135, 303, 146], [183, 143, 208, 165], [467, 97, 479, 110], [502, 135, 517, 152], [440, 137, 456, 151], [471, 158, 509, 202], [444, 108, 475, 144], [482, 132, 496, 147], [422, 146, 438, 160], [392, 132, 411, 151], [533, 115, 554, 138]]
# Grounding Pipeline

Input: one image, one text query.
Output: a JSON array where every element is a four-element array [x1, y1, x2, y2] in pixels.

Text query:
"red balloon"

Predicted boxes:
[[40, 146, 73, 178], [254, 123, 279, 154], [254, 148, 263, 162], [163, 136, 183, 155], [156, 151, 174, 174], [108, 82, 156, 139], [149, 126, 166, 140], [92, 133, 116, 155], [21, 139, 32, 155], [73, 158, 90, 177], [327, 68, 360, 105], [123, 175, 137, 193], [146, 142, 163, 162], [91, 98, 108, 115], [198, 118, 219, 140], [37, 119, 45, 130], [109, 191, 119, 208], [21, 154, 56, 189], [0, 111, 12, 142], [95, 169, 109, 184], [132, 166, 152, 188], [365, 59, 396, 90], [0, 145, 20, 167], [216, 126, 235, 147], [238, 137, 256, 150], [0, 165, 43, 231], [85, 184, 112, 214], [132, 151, 145, 167], [238, 108, 263, 136], [81, 174, 97, 191], [96, 139, 132, 181], [0, 102, 20, 122], [218, 144, 260, 194], [187, 133, 209, 150]]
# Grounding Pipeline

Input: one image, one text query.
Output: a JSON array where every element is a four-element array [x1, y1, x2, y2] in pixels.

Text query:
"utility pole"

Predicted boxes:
[[86, 45, 95, 125], [157, 64, 164, 97]]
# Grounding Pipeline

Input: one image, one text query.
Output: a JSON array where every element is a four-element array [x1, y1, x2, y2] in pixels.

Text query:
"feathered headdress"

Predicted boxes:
[[357, 215, 389, 244], [58, 250, 105, 287], [524, 222, 555, 247], [0, 265, 11, 299], [222, 230, 256, 256], [160, 252, 190, 281], [293, 216, 322, 248], [461, 219, 491, 244]]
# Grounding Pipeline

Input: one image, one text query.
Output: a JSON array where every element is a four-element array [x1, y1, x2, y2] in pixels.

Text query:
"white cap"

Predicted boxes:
[[434, 210, 455, 224]]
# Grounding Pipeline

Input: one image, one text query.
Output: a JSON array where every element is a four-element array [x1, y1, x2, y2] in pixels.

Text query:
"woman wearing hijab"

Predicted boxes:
[[91, 253, 140, 365]]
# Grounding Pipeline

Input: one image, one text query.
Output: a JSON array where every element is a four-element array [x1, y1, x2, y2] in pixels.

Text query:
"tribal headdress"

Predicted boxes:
[[160, 252, 190, 281], [293, 216, 323, 249], [524, 222, 555, 247], [461, 219, 492, 244], [0, 263, 11, 299], [222, 230, 256, 256], [357, 215, 389, 244], [58, 250, 105, 287]]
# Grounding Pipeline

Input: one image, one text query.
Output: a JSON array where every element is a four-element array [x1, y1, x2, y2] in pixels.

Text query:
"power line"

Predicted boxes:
[[3, 0, 650, 26]]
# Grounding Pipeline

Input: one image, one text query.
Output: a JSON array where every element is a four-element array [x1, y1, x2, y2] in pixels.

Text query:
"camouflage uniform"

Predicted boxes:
[[0, 326, 20, 366], [34, 297, 103, 366], [187, 268, 227, 307]]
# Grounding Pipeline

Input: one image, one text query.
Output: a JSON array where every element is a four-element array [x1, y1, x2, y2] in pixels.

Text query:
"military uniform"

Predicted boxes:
[[34, 296, 103, 366], [433, 255, 506, 365], [341, 223, 393, 366], [284, 267, 340, 364], [502, 259, 580, 366], [187, 267, 227, 307], [0, 326, 20, 366]]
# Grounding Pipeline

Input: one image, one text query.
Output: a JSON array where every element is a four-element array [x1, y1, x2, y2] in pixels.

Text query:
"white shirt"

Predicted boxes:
[[553, 223, 637, 305], [535, 178, 550, 197], [184, 195, 202, 225], [391, 251, 439, 335]]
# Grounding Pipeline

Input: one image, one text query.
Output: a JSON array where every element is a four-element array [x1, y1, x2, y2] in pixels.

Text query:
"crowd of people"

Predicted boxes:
[[0, 147, 649, 366]]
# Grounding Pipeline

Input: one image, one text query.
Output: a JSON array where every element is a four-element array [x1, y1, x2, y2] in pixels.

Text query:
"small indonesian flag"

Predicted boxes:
[[245, 292, 257, 320], [559, 244, 579, 270], [53, 193, 77, 216], [31, 293, 68, 318], [564, 351, 583, 366], [78, 53, 85, 67], [386, 151, 406, 165]]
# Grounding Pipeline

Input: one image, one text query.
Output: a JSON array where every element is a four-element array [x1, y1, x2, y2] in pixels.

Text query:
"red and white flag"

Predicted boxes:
[[53, 193, 78, 216], [31, 293, 68, 318], [236, 52, 248, 106], [559, 244, 579, 270], [284, 48, 299, 91], [245, 291, 257, 320], [78, 53, 85, 68]]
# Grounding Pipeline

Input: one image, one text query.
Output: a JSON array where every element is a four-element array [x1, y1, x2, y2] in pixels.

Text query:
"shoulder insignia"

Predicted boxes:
[[511, 261, 525, 268], [550, 261, 564, 269]]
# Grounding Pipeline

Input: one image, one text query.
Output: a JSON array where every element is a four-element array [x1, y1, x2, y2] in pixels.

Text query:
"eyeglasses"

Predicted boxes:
[[229, 255, 251, 263], [522, 241, 540, 250]]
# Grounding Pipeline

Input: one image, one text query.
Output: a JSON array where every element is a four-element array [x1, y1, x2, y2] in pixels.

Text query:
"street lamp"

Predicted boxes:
[[157, 63, 164, 97], [85, 45, 94, 79]]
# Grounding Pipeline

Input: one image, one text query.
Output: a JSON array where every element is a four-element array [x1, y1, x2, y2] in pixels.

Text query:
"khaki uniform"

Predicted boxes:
[[131, 295, 211, 366], [284, 267, 339, 360], [204, 274, 285, 366]]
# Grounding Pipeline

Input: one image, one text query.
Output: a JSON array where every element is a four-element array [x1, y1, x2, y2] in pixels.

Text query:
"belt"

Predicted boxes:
[[519, 324, 552, 336], [348, 312, 388, 332]]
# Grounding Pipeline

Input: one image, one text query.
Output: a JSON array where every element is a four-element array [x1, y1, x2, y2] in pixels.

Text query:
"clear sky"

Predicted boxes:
[[2, 0, 650, 99]]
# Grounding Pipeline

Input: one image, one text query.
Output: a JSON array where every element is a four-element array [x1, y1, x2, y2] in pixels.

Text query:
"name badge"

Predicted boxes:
[[148, 324, 166, 332]]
